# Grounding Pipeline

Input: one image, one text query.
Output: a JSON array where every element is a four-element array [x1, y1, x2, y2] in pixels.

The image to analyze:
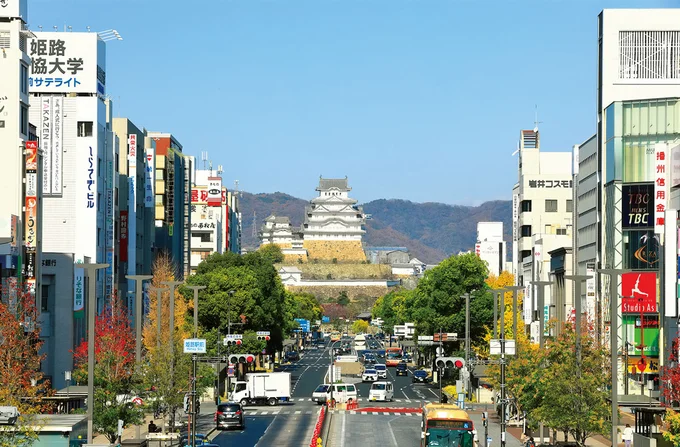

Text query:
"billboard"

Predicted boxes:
[[51, 96, 63, 195], [24, 142, 38, 251], [623, 230, 659, 270], [191, 187, 208, 204], [671, 143, 680, 187], [654, 143, 668, 234], [74, 263, 84, 317], [29, 32, 105, 95], [207, 177, 222, 207], [621, 184, 653, 228], [40, 97, 51, 194], [621, 272, 657, 313], [127, 134, 137, 282], [623, 315, 660, 357], [119, 210, 128, 262], [144, 148, 155, 208]]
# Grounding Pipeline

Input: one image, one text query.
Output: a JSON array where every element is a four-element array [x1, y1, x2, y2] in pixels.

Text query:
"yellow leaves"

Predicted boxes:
[[663, 409, 680, 446]]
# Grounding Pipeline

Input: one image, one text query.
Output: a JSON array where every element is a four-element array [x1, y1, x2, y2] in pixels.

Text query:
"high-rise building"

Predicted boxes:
[[511, 129, 574, 342], [474, 222, 506, 277], [147, 132, 191, 279], [27, 30, 111, 389]]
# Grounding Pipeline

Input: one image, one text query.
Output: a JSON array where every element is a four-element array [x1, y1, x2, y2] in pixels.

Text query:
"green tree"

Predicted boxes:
[[336, 291, 350, 306], [352, 320, 369, 334], [287, 292, 323, 323], [663, 409, 680, 447], [372, 289, 411, 334], [257, 244, 285, 263]]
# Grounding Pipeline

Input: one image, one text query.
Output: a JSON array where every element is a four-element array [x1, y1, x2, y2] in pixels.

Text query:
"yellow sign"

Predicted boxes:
[[627, 356, 659, 374]]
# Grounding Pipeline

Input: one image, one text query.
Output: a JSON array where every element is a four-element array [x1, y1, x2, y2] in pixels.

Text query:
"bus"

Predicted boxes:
[[421, 403, 476, 447], [385, 347, 403, 366]]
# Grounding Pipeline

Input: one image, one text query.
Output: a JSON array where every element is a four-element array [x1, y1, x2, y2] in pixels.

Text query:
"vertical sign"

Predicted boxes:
[[665, 212, 678, 318], [207, 177, 222, 207], [654, 143, 668, 235], [127, 134, 137, 281], [586, 262, 596, 323], [119, 211, 128, 262], [24, 141, 38, 294], [51, 96, 63, 195], [9, 215, 18, 256], [74, 260, 84, 318], [41, 97, 52, 195], [512, 193, 519, 280], [523, 284, 532, 324], [105, 148, 114, 300], [144, 147, 154, 208]]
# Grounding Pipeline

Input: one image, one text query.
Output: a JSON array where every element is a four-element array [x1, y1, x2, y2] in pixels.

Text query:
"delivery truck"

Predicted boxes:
[[229, 372, 291, 406]]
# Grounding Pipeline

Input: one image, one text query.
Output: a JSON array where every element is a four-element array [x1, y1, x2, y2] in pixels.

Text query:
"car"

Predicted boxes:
[[215, 402, 245, 430], [402, 352, 412, 363], [369, 381, 394, 402], [362, 353, 376, 364], [312, 383, 358, 405], [412, 370, 430, 383], [285, 351, 300, 362], [362, 369, 378, 382], [396, 362, 408, 376], [374, 364, 387, 379]]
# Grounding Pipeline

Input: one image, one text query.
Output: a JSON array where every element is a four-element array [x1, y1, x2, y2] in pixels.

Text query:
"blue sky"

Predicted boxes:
[[29, 0, 675, 205]]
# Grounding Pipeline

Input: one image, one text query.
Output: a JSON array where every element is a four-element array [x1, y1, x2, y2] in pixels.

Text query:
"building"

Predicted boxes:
[[27, 30, 111, 389], [364, 247, 410, 265], [582, 9, 680, 396], [302, 177, 367, 262], [225, 190, 242, 254], [0, 1, 38, 297], [511, 129, 574, 339], [475, 222, 507, 277], [147, 132, 191, 279]]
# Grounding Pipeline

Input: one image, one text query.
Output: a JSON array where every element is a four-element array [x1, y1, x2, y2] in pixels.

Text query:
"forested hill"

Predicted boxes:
[[238, 192, 511, 264]]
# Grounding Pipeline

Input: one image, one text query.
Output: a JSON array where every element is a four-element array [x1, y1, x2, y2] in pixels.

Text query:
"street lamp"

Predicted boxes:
[[75, 261, 109, 444], [125, 274, 152, 440], [161, 280, 183, 428], [564, 275, 591, 362], [328, 340, 343, 407], [64, 370, 71, 414], [504, 286, 524, 340], [531, 280, 552, 445], [185, 285, 206, 338], [490, 288, 506, 339]]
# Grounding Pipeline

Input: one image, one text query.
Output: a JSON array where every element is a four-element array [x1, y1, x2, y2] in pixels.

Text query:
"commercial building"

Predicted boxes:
[[475, 222, 506, 277], [27, 30, 111, 389], [511, 129, 574, 342], [147, 132, 191, 280], [577, 8, 680, 397]]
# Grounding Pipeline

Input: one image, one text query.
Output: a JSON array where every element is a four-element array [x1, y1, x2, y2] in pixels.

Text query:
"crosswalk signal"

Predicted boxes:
[[435, 357, 465, 370]]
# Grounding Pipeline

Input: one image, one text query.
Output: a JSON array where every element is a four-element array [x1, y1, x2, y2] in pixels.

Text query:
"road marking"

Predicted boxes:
[[402, 390, 409, 399], [340, 411, 347, 447], [428, 389, 439, 398], [295, 410, 301, 414], [387, 415, 402, 446]]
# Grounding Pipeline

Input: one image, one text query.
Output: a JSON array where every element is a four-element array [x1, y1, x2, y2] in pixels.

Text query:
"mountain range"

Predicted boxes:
[[238, 192, 512, 264]]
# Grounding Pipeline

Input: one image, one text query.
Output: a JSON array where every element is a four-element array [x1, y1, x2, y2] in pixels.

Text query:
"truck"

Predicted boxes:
[[229, 372, 291, 406]]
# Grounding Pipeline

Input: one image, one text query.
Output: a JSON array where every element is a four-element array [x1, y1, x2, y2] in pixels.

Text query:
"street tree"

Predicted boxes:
[[662, 409, 680, 447], [660, 335, 680, 407], [0, 281, 51, 447], [286, 292, 323, 323], [352, 320, 369, 334], [72, 293, 143, 443]]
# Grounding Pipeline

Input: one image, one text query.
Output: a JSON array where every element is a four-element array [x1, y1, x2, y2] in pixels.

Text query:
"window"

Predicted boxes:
[[20, 64, 28, 94], [155, 195, 163, 205], [521, 225, 532, 238], [77, 121, 93, 137], [97, 228, 101, 246], [545, 199, 558, 212], [20, 104, 28, 136], [566, 200, 573, 212], [556, 228, 567, 235], [521, 200, 532, 212], [155, 169, 164, 180], [41, 285, 49, 312]]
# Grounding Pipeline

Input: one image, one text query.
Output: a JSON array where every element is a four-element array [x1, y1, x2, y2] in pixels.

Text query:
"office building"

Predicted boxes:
[[474, 222, 506, 277]]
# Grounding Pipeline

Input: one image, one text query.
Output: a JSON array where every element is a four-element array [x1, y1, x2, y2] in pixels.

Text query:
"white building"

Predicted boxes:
[[28, 31, 111, 389], [260, 216, 296, 246], [475, 222, 507, 277], [511, 129, 574, 333], [303, 177, 366, 241]]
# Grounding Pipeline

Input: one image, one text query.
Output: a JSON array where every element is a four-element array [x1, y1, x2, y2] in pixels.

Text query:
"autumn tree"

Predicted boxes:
[[0, 281, 51, 447], [660, 335, 680, 407], [352, 320, 369, 334], [72, 292, 143, 443]]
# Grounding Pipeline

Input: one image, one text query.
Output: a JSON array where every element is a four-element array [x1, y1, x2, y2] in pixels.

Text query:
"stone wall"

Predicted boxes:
[[285, 284, 388, 300], [283, 253, 307, 264], [303, 240, 366, 262]]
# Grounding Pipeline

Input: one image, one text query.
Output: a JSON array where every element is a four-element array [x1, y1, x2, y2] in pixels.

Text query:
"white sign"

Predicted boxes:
[[0, 0, 27, 20], [523, 284, 532, 324], [512, 194, 519, 242], [671, 143, 680, 188], [654, 143, 668, 235], [225, 334, 243, 340], [183, 338, 207, 354], [127, 133, 137, 289], [51, 96, 63, 195], [586, 263, 596, 323], [29, 32, 104, 94], [73, 262, 84, 313], [489, 339, 516, 355], [128, 134, 137, 165], [40, 96, 51, 195], [256, 331, 270, 336], [144, 148, 155, 208], [417, 335, 434, 341], [207, 177, 222, 207]]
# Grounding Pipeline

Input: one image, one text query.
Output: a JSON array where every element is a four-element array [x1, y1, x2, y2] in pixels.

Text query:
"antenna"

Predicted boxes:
[[252, 211, 257, 239], [534, 105, 543, 132], [209, 160, 213, 176], [201, 151, 208, 170], [217, 165, 223, 176]]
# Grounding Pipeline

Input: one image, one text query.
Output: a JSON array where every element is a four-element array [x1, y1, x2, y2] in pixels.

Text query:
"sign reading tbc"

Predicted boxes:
[[622, 184, 654, 228]]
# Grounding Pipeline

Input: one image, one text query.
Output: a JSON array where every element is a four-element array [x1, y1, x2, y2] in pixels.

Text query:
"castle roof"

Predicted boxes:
[[317, 177, 350, 192], [264, 215, 291, 224]]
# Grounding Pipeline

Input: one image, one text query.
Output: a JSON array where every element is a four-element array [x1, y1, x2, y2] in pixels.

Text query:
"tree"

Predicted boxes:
[[662, 409, 680, 447], [72, 293, 143, 443], [0, 281, 51, 447], [257, 244, 285, 263], [287, 292, 323, 323], [660, 335, 680, 407], [352, 320, 369, 335]]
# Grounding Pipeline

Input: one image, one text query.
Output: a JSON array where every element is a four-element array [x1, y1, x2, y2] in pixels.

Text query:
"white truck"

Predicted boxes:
[[230, 372, 291, 406]]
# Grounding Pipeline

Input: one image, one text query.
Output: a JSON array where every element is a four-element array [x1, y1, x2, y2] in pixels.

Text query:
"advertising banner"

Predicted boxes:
[[666, 215, 678, 318], [40, 97, 51, 195], [623, 315, 660, 357], [144, 148, 154, 208], [74, 263, 84, 318], [654, 143, 668, 235], [24, 197, 37, 249], [524, 284, 532, 324], [623, 230, 659, 270], [120, 211, 128, 262], [51, 96, 63, 195], [207, 177, 222, 207], [25, 141, 38, 170], [670, 143, 680, 187], [621, 183, 654, 228], [127, 134, 137, 282], [586, 263, 596, 322], [9, 215, 18, 256], [191, 187, 208, 204], [512, 194, 519, 242], [621, 272, 657, 313]]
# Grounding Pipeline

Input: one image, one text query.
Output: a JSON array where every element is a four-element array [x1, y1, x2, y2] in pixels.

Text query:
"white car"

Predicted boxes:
[[362, 369, 378, 382], [369, 381, 394, 402], [374, 364, 387, 379]]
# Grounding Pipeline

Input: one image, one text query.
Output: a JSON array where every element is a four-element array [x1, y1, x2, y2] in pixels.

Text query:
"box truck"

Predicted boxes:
[[229, 372, 291, 406]]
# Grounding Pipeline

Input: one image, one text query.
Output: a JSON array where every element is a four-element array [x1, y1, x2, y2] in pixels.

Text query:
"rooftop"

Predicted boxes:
[[316, 177, 350, 191], [264, 215, 291, 224]]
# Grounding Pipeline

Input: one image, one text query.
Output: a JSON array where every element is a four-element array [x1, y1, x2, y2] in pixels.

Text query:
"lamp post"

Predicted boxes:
[[75, 261, 109, 444], [564, 275, 591, 362], [498, 287, 508, 447], [125, 274, 152, 440], [531, 280, 552, 444], [598, 268, 633, 447], [161, 280, 183, 426], [225, 290, 236, 399], [491, 289, 506, 339], [185, 286, 206, 338], [504, 286, 524, 340], [64, 370, 71, 414]]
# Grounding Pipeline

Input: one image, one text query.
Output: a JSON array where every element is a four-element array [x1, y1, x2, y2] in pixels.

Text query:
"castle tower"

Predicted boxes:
[[302, 177, 366, 261]]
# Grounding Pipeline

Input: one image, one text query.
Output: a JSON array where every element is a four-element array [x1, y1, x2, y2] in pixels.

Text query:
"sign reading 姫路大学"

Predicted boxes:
[[29, 32, 106, 95]]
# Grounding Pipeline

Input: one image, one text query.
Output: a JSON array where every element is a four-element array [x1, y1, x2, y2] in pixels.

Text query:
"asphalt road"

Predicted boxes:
[[326, 413, 421, 447]]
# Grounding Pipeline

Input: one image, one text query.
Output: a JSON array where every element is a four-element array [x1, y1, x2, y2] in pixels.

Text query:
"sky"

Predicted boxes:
[[28, 0, 677, 205]]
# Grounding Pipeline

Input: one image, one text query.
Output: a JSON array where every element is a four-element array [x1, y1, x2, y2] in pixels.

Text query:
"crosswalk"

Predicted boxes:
[[244, 409, 319, 416], [290, 398, 432, 403], [242, 409, 421, 416]]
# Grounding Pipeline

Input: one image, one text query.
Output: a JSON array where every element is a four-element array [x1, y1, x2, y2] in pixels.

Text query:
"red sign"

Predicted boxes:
[[637, 358, 647, 373], [120, 211, 128, 262], [191, 188, 209, 204], [622, 272, 657, 313], [25, 141, 38, 171], [24, 197, 37, 249]]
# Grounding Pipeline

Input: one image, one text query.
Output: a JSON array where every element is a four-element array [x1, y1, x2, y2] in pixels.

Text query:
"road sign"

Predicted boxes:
[[490, 339, 516, 355], [183, 338, 207, 354], [294, 318, 310, 332], [256, 331, 270, 336], [436, 346, 444, 356], [228, 363, 235, 377], [322, 316, 330, 323], [225, 334, 243, 339], [418, 335, 434, 341]]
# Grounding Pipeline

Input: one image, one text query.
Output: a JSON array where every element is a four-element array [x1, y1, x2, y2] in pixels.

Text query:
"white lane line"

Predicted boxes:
[[402, 390, 409, 399], [295, 410, 301, 414], [340, 411, 347, 447], [428, 389, 439, 398], [387, 415, 402, 446]]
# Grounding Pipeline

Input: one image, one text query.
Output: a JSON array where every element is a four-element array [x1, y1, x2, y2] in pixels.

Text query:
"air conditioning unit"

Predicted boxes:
[[0, 406, 19, 425]]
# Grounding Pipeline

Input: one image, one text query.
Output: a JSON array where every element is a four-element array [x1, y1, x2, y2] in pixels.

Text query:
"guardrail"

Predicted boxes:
[[309, 404, 327, 447]]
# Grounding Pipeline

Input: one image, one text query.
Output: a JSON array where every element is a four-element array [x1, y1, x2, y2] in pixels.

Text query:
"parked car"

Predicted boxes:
[[396, 361, 408, 376], [412, 370, 430, 383], [215, 402, 245, 430], [374, 364, 388, 379], [362, 369, 379, 382]]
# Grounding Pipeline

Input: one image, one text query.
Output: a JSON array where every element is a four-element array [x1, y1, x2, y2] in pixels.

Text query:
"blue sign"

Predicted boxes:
[[294, 318, 311, 333], [183, 338, 206, 354], [322, 316, 330, 323]]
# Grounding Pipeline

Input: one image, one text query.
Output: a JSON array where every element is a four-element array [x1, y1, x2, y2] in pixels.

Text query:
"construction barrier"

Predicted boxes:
[[309, 404, 327, 447]]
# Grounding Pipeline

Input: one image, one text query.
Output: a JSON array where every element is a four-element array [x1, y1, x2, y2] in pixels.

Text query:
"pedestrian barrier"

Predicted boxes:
[[309, 404, 327, 447]]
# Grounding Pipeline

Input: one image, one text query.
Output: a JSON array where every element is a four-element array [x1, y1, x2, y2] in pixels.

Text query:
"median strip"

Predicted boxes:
[[354, 407, 422, 414]]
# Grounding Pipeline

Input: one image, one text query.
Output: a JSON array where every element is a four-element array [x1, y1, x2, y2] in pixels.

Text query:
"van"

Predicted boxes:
[[369, 381, 394, 402], [311, 383, 358, 404]]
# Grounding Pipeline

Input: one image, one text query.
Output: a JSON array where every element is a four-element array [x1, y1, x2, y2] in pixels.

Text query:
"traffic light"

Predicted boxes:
[[229, 354, 255, 364], [257, 331, 270, 341], [435, 357, 465, 370], [183, 394, 190, 413], [225, 339, 242, 347]]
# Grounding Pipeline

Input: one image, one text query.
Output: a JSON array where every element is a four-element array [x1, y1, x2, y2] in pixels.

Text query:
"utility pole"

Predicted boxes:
[[598, 268, 632, 447], [565, 275, 591, 364], [532, 280, 552, 444], [161, 280, 183, 426], [126, 274, 152, 441], [499, 287, 508, 447], [464, 293, 471, 400], [438, 327, 444, 403], [491, 289, 505, 339], [185, 285, 206, 338], [76, 261, 109, 444]]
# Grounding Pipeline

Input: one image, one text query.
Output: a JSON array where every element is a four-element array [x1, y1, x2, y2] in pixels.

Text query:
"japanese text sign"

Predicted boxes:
[[183, 338, 207, 354], [654, 143, 668, 235], [527, 179, 572, 189], [622, 184, 654, 229], [622, 272, 657, 313]]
